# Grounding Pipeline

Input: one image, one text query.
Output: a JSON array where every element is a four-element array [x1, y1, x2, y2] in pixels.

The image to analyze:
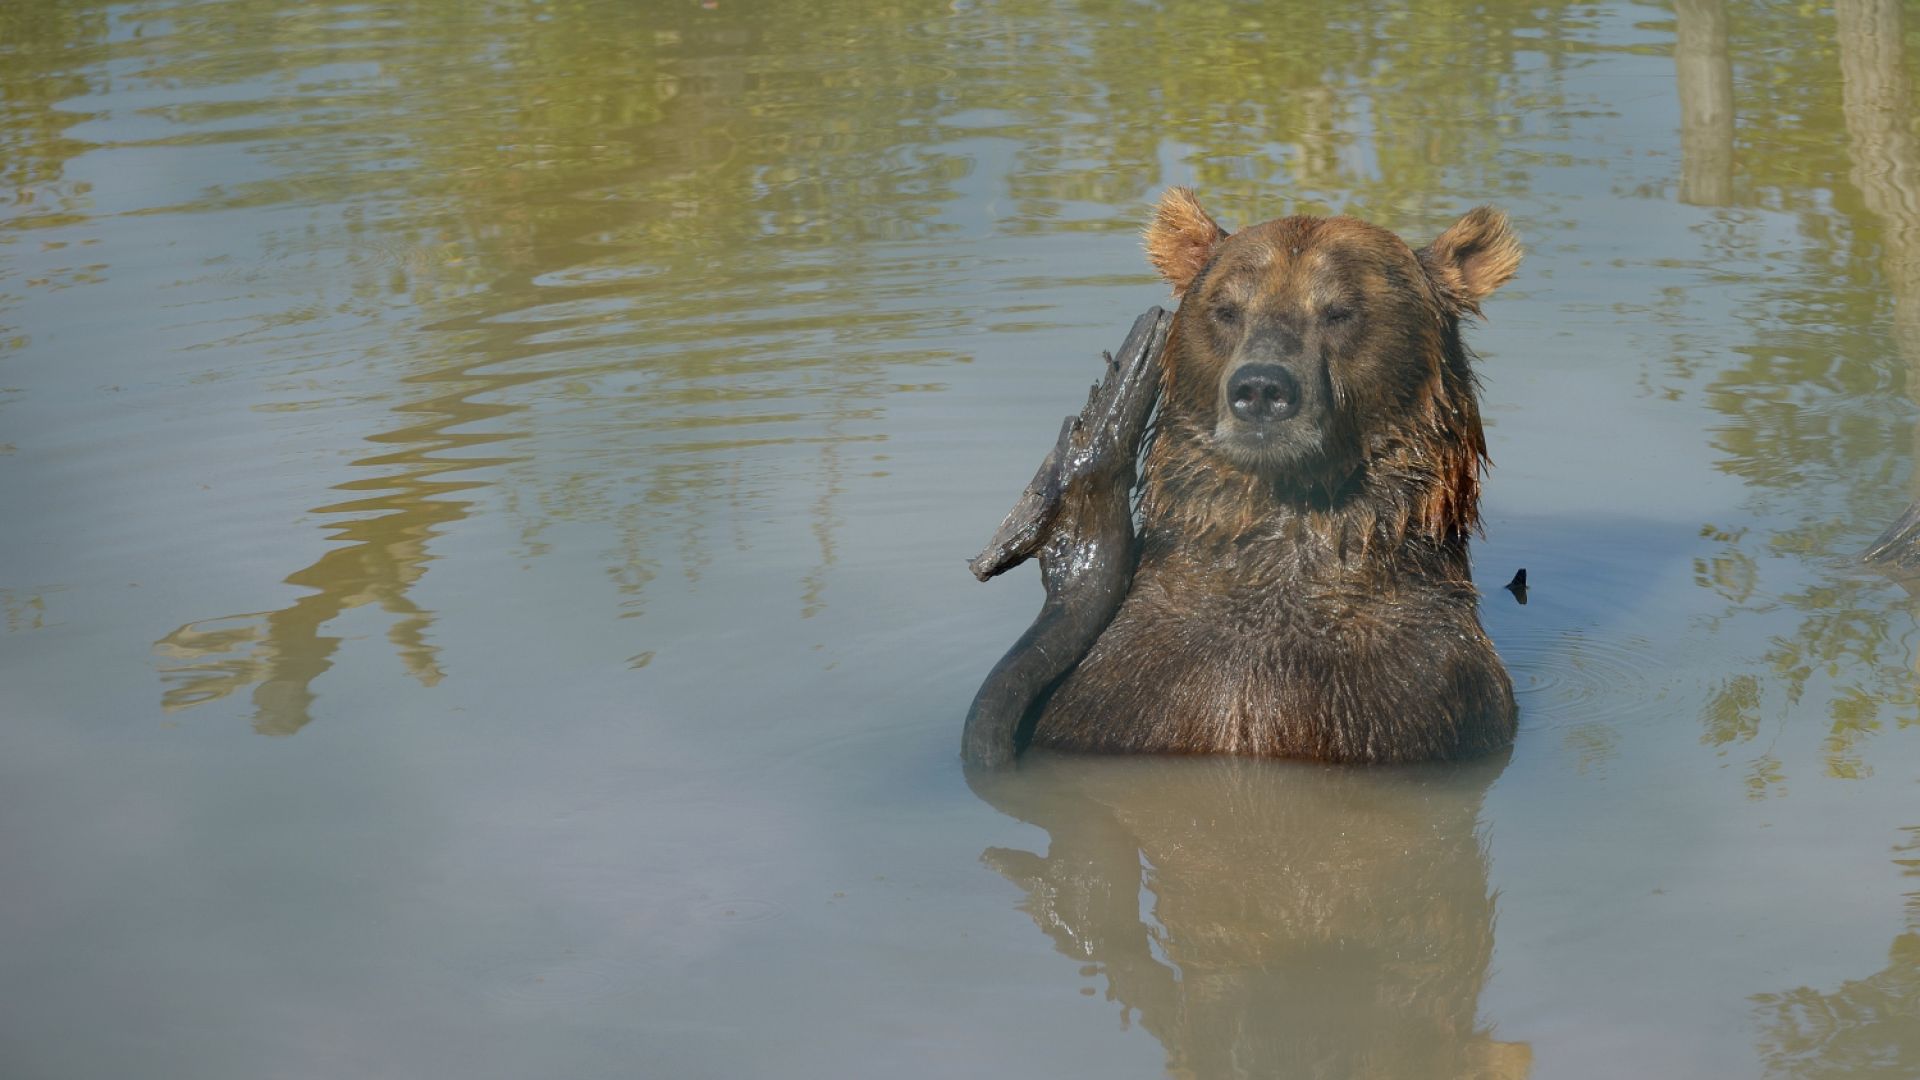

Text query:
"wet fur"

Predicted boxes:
[[1030, 194, 1521, 762]]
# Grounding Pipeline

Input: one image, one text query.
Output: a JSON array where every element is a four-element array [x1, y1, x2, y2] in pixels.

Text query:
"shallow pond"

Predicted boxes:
[[5, 0, 1920, 1076]]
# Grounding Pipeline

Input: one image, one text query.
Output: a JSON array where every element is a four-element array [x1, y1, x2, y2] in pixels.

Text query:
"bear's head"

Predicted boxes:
[[1142, 189, 1520, 545]]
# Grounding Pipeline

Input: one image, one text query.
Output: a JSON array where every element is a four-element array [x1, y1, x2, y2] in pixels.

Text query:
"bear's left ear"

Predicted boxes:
[[1418, 207, 1522, 317], [1144, 188, 1229, 297]]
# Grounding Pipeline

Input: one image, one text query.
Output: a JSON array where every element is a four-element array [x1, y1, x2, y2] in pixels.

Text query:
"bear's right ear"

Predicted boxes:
[[1144, 188, 1228, 297], [1418, 207, 1522, 317]]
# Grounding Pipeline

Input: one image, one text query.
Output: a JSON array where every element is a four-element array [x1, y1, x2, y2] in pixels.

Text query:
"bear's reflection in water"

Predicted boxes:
[[970, 753, 1531, 1080]]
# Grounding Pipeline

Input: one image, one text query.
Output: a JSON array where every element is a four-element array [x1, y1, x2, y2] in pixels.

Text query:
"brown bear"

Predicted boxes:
[[965, 189, 1521, 765]]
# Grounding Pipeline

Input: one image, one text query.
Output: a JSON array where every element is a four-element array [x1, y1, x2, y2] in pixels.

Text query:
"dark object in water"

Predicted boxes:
[[1504, 568, 1528, 605], [1864, 500, 1920, 571], [961, 308, 1171, 767]]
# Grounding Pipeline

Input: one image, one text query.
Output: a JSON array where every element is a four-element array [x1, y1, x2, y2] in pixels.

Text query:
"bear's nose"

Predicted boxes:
[[1227, 364, 1300, 424]]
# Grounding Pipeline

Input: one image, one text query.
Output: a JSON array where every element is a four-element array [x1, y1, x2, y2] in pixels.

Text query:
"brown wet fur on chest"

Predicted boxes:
[[1031, 189, 1524, 762]]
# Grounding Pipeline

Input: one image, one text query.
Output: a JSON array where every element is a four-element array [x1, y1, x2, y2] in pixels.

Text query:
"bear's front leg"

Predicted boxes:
[[962, 307, 1170, 767]]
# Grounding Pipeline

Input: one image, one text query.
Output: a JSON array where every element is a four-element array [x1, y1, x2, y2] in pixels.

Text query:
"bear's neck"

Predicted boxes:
[[1135, 434, 1477, 591]]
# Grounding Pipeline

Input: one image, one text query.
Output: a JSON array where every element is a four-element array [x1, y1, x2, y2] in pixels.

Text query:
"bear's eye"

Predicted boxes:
[[1322, 305, 1355, 326], [1211, 303, 1242, 327]]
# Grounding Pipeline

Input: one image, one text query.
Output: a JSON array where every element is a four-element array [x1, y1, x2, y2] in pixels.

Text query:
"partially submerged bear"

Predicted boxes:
[[965, 189, 1522, 767]]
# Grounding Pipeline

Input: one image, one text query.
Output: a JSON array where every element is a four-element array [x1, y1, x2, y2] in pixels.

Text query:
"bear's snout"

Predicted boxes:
[[1226, 364, 1301, 424]]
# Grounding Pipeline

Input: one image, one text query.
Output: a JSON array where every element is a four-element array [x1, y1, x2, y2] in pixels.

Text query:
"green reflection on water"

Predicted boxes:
[[0, 1, 107, 229], [1686, 0, 1920, 791], [1753, 825, 1920, 1079], [55, 0, 981, 731], [155, 358, 519, 734]]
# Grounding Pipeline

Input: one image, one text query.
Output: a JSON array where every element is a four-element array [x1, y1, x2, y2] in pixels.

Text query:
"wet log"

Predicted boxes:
[[1864, 499, 1920, 571], [962, 307, 1171, 767]]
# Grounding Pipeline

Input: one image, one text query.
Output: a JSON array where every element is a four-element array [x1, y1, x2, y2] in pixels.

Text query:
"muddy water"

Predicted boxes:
[[4, 0, 1920, 1076]]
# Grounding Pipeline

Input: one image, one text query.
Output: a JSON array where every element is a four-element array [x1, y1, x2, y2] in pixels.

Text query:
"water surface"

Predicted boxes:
[[5, 0, 1920, 1076]]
